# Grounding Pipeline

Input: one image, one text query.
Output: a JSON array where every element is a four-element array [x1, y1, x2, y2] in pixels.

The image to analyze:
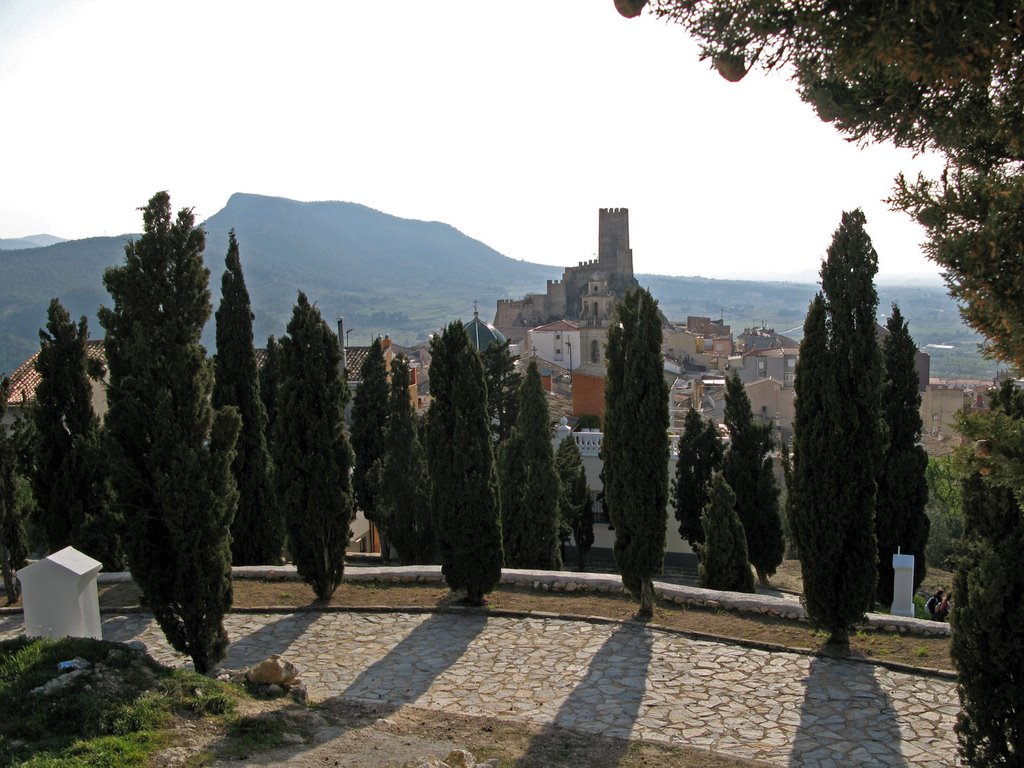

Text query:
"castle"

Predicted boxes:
[[493, 208, 639, 364]]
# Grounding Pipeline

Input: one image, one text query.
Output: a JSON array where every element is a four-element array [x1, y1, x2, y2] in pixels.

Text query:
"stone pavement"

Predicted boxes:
[[0, 609, 959, 767]]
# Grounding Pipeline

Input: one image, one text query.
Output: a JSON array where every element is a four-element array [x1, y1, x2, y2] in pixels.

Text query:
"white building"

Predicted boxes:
[[526, 320, 582, 372]]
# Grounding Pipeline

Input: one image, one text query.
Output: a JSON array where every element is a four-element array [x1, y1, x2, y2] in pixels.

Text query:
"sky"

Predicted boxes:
[[0, 0, 946, 283]]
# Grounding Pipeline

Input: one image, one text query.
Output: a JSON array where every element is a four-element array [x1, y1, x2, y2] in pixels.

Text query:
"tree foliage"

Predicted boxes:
[[481, 339, 520, 445], [924, 455, 963, 570], [259, 335, 280, 451], [351, 338, 390, 530], [426, 322, 502, 605], [875, 304, 930, 605], [275, 293, 354, 602], [32, 299, 121, 568], [213, 231, 282, 566], [953, 379, 1024, 766], [698, 472, 754, 593], [722, 372, 783, 584], [99, 191, 239, 673], [671, 407, 723, 549], [376, 355, 434, 565], [603, 287, 669, 618], [555, 434, 594, 572], [632, 0, 1024, 373], [0, 379, 29, 603], [499, 360, 561, 570], [790, 211, 882, 647]]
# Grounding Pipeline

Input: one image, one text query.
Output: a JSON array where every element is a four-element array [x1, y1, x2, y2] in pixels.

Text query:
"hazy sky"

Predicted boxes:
[[1, 1, 945, 283]]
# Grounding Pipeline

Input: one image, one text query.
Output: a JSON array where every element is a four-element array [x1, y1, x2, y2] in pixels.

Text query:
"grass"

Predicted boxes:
[[0, 636, 239, 768]]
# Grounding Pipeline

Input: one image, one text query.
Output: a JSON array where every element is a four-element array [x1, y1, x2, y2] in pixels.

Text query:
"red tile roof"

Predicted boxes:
[[5, 340, 106, 407]]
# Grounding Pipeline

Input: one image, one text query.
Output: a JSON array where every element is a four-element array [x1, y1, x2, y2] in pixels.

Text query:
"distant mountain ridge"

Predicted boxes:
[[0, 234, 66, 250], [0, 193, 991, 379]]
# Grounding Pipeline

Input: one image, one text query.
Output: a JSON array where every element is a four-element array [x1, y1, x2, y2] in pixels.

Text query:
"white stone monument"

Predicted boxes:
[[890, 549, 916, 618], [18, 546, 103, 640]]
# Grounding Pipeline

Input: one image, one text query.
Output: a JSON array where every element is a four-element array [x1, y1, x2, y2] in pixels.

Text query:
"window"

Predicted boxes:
[[591, 339, 601, 363]]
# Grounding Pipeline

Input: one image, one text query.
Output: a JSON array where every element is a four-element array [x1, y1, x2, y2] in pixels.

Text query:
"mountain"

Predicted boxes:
[[0, 234, 66, 250], [0, 193, 992, 380], [0, 194, 560, 375]]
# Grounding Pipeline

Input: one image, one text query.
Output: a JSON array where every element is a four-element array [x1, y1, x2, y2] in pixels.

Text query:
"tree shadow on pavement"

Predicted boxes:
[[339, 610, 488, 711], [516, 622, 655, 767], [223, 610, 324, 668], [789, 656, 909, 767]]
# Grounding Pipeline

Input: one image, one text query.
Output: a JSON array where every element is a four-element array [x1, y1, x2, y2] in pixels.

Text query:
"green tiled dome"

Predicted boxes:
[[466, 309, 506, 351]]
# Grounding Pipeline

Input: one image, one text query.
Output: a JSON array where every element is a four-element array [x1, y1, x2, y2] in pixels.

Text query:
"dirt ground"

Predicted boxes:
[[194, 696, 768, 768]]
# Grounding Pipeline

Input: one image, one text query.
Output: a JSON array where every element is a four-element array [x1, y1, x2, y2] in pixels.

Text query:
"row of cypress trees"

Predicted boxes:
[[791, 210, 930, 647], [657, 210, 929, 644]]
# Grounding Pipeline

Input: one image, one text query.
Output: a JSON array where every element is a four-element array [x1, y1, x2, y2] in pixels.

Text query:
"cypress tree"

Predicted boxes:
[[213, 231, 282, 566], [874, 304, 929, 605], [698, 472, 755, 593], [722, 371, 784, 584], [498, 360, 561, 569], [378, 355, 434, 565], [672, 406, 724, 549], [0, 379, 29, 603], [32, 299, 122, 568], [604, 287, 669, 619], [275, 292, 354, 601], [481, 339, 520, 445], [99, 191, 240, 673], [555, 435, 594, 571], [426, 321, 502, 605], [951, 380, 1024, 766], [791, 210, 882, 647], [351, 338, 390, 536], [259, 335, 280, 451]]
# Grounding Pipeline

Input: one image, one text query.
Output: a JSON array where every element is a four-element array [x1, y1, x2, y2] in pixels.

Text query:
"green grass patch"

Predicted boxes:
[[0, 636, 239, 768], [218, 715, 293, 760]]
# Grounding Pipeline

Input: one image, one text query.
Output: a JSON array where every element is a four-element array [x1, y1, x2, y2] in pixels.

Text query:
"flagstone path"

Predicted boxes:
[[0, 609, 958, 767]]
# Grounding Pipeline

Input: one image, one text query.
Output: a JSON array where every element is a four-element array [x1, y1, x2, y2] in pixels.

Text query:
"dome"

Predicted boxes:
[[465, 308, 506, 351]]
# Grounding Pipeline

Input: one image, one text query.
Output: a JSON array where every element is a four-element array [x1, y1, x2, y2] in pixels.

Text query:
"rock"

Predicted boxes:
[[31, 668, 87, 695], [565, 581, 577, 592], [290, 683, 308, 705], [444, 749, 476, 767], [265, 683, 285, 696], [247, 654, 299, 685]]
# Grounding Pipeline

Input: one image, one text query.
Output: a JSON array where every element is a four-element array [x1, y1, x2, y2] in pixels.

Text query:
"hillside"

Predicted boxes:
[[0, 234, 65, 250], [0, 193, 992, 379]]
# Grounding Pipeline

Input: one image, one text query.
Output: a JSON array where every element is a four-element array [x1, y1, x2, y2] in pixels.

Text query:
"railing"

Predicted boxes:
[[570, 431, 681, 458]]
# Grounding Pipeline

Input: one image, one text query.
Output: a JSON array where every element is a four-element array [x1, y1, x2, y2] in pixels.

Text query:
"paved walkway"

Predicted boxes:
[[0, 610, 958, 767]]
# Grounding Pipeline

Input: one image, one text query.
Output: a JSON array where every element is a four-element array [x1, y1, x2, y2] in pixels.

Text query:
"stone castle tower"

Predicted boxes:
[[597, 207, 633, 277], [493, 208, 638, 339]]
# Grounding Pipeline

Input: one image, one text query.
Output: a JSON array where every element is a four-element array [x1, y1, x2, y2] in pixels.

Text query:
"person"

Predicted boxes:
[[925, 589, 950, 621]]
